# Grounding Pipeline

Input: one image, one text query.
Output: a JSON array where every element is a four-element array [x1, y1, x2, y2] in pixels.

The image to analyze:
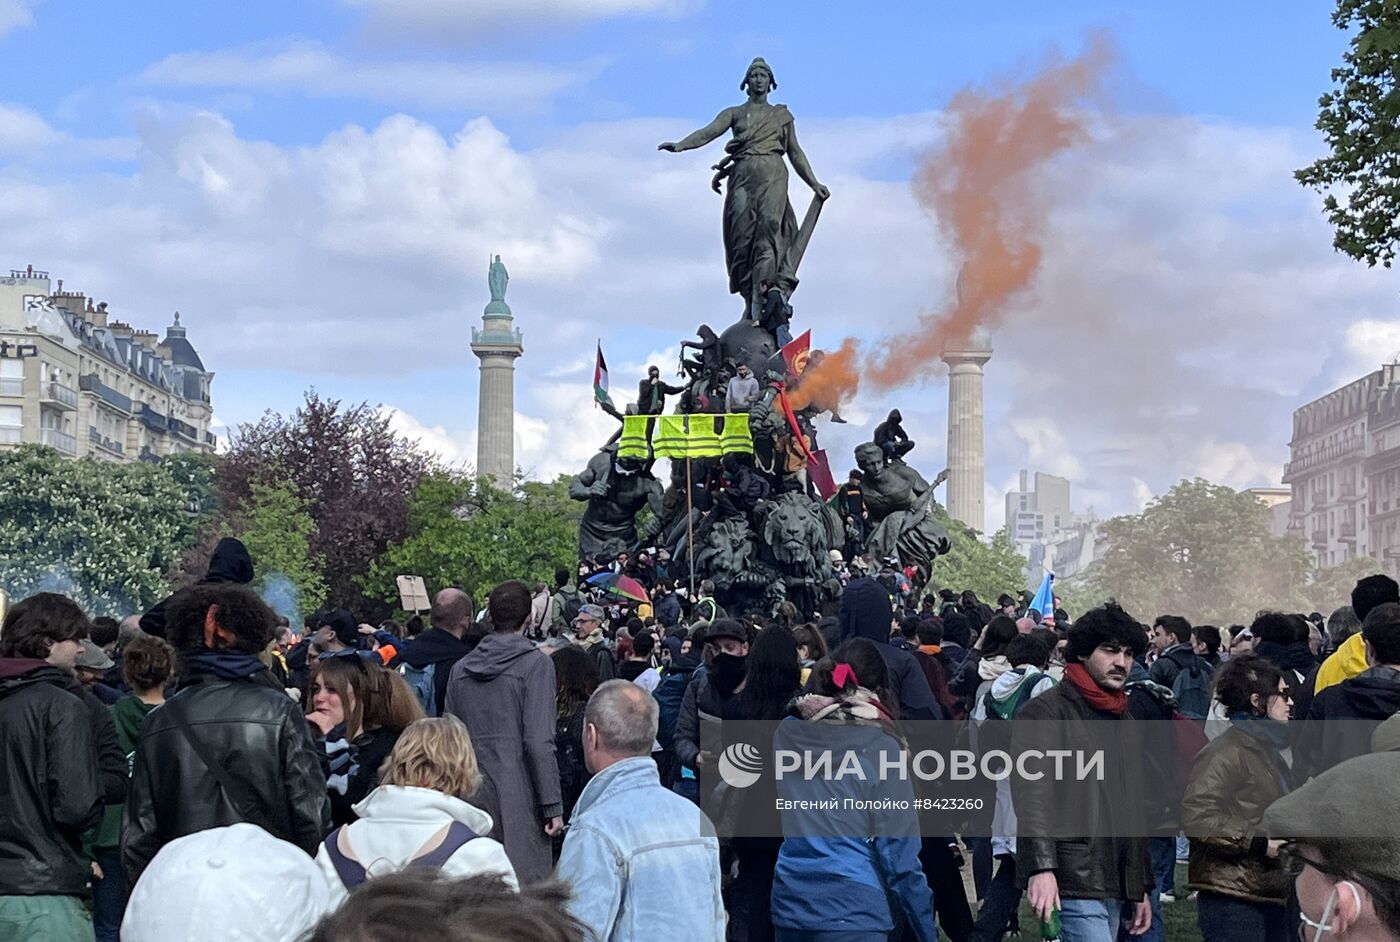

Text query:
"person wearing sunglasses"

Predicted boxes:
[[1182, 653, 1294, 941], [1262, 751, 1400, 942]]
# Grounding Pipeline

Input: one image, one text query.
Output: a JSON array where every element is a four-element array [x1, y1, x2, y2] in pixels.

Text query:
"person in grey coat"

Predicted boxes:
[[444, 581, 563, 885]]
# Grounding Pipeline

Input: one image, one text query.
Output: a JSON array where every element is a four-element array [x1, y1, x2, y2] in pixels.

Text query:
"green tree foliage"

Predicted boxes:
[[219, 391, 435, 617], [235, 481, 327, 624], [1069, 479, 1313, 625], [929, 506, 1029, 604], [1302, 553, 1382, 615], [366, 473, 583, 607], [1297, 0, 1400, 266], [0, 445, 200, 615]]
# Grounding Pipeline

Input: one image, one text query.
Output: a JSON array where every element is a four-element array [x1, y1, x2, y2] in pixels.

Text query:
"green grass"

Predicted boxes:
[[949, 863, 1203, 941]]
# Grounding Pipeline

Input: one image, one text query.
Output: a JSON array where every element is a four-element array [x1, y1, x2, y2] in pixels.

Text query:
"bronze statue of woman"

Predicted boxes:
[[659, 58, 829, 316]]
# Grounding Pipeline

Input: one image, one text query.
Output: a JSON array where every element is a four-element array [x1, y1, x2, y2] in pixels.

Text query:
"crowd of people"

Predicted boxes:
[[3, 535, 1400, 942]]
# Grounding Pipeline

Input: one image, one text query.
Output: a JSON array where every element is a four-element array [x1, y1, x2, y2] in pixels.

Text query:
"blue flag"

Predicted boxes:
[[1029, 572, 1055, 622]]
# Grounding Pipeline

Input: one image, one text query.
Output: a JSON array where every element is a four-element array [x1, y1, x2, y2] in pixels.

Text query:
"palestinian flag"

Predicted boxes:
[[593, 342, 613, 409]]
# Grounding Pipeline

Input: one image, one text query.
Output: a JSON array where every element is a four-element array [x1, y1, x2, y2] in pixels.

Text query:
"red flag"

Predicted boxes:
[[780, 330, 811, 378], [807, 449, 837, 501], [775, 384, 815, 463]]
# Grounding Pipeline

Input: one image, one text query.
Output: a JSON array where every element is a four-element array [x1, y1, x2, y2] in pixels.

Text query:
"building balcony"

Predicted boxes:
[[40, 381, 78, 411], [88, 426, 125, 457], [138, 403, 168, 432], [1312, 529, 1329, 549], [137, 446, 161, 464], [204, 430, 218, 448], [40, 427, 76, 455], [1339, 480, 1358, 499], [0, 378, 21, 398], [470, 326, 524, 349], [1340, 521, 1358, 543], [1284, 438, 1365, 482], [168, 417, 199, 441], [0, 425, 20, 445], [79, 374, 132, 414]]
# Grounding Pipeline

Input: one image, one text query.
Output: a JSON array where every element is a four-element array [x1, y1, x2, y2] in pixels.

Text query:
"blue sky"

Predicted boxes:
[[0, 0, 1392, 530]]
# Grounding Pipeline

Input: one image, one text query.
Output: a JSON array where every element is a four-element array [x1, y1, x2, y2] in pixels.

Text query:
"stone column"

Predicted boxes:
[[942, 333, 992, 533], [471, 310, 523, 485]]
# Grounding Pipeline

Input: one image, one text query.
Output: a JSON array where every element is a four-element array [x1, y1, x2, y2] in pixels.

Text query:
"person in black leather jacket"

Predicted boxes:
[[123, 584, 331, 884], [0, 593, 104, 936]]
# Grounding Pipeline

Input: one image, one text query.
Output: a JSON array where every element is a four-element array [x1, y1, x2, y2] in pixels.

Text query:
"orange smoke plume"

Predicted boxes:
[[797, 37, 1112, 408]]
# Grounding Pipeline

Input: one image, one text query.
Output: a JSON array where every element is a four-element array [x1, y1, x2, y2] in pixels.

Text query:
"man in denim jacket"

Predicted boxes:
[[557, 680, 725, 942]]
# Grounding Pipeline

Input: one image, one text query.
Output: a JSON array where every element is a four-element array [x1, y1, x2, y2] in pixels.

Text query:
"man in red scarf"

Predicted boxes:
[[1010, 605, 1154, 941]]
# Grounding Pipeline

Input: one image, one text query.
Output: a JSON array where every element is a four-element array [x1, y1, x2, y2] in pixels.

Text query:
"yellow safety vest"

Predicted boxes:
[[718, 413, 754, 455], [617, 414, 652, 459]]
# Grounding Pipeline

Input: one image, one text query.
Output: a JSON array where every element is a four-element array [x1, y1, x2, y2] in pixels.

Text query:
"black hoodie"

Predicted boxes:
[[399, 627, 473, 716], [1298, 665, 1400, 777], [140, 537, 255, 639], [838, 577, 942, 720]]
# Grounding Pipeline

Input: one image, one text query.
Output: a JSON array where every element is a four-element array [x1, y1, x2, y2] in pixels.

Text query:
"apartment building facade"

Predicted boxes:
[[0, 266, 215, 463]]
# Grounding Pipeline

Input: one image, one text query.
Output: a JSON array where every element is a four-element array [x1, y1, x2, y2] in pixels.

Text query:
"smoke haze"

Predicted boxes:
[[792, 36, 1113, 412]]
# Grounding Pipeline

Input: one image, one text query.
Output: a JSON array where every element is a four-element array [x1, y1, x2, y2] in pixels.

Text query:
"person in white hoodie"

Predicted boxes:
[[314, 715, 517, 906], [967, 633, 1057, 942]]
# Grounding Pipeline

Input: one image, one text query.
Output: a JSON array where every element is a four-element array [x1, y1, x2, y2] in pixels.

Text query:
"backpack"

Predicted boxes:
[[973, 670, 1049, 756], [401, 662, 437, 717], [552, 587, 583, 632], [322, 821, 478, 890], [1167, 650, 1212, 723]]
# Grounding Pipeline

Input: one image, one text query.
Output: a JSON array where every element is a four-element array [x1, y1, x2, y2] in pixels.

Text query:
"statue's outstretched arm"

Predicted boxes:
[[786, 127, 829, 199], [658, 108, 734, 153]]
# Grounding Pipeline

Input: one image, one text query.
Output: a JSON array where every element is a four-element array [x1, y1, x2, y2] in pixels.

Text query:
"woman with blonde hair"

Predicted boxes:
[[307, 655, 425, 824], [314, 715, 516, 904]]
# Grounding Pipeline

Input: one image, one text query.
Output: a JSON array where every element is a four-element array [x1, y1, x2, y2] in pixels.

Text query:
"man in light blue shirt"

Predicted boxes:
[[556, 681, 725, 942]]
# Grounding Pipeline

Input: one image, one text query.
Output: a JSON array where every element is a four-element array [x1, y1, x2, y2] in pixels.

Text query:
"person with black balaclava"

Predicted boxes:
[[674, 619, 749, 810], [138, 537, 255, 640], [637, 365, 686, 416], [874, 409, 914, 465]]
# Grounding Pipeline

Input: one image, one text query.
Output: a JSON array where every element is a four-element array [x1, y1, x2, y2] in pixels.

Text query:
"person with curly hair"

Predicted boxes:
[[123, 584, 330, 884]]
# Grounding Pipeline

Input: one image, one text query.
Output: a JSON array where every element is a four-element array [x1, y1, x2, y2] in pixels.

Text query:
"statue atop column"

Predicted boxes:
[[658, 57, 830, 318], [486, 254, 510, 315]]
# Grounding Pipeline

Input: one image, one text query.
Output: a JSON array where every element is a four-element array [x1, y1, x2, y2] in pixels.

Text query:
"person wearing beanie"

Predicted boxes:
[[1261, 752, 1400, 942], [122, 824, 332, 942], [1011, 604, 1152, 942], [571, 604, 615, 683], [139, 537, 255, 640]]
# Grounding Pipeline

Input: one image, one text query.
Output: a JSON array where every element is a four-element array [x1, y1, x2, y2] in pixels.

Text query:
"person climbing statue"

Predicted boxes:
[[874, 409, 915, 465]]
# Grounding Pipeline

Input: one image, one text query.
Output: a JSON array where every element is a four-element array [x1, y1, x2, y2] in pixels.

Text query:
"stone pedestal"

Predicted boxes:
[[942, 334, 992, 533]]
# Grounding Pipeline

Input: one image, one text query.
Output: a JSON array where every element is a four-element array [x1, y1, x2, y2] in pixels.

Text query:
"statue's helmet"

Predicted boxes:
[[741, 57, 777, 91]]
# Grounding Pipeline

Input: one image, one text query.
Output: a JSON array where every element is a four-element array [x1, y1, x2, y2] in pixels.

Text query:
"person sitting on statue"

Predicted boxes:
[[725, 363, 760, 413], [714, 454, 770, 522], [637, 366, 686, 416], [680, 325, 721, 385], [873, 409, 915, 465]]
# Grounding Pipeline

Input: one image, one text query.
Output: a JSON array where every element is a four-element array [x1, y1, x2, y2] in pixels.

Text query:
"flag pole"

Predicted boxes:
[[685, 422, 696, 603]]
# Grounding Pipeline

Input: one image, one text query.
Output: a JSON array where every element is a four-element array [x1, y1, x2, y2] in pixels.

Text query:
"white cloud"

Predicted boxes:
[[381, 405, 474, 467], [3, 103, 1395, 525], [0, 102, 58, 153], [1345, 318, 1400, 374], [0, 0, 35, 40], [342, 0, 694, 39], [139, 41, 597, 112]]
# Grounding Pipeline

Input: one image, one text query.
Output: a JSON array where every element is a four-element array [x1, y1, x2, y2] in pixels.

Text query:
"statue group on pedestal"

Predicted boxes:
[[569, 58, 953, 619]]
